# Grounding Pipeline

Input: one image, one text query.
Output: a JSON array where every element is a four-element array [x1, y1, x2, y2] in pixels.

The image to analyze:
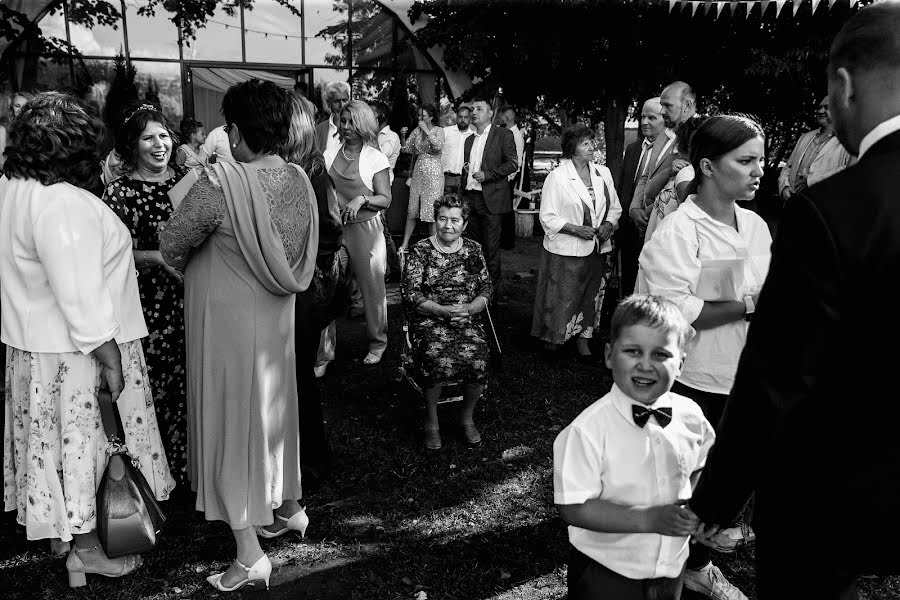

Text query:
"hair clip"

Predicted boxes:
[[123, 104, 160, 125]]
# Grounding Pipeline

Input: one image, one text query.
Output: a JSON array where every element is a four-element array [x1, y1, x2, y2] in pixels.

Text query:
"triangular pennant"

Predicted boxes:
[[717, 2, 728, 19], [691, 1, 702, 16], [848, 0, 859, 6], [792, 0, 804, 16], [669, 0, 679, 13], [761, 0, 773, 15], [828, 0, 839, 8], [704, 1, 715, 16], [775, 0, 788, 16], [811, 0, 822, 13], [730, 1, 739, 15]]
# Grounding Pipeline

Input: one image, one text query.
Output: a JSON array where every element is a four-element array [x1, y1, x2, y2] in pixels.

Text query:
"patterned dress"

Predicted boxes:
[[405, 126, 445, 223], [402, 237, 493, 387], [102, 167, 189, 485]]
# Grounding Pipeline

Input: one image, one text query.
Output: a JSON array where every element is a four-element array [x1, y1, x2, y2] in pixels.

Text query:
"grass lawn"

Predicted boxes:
[[2, 235, 898, 599]]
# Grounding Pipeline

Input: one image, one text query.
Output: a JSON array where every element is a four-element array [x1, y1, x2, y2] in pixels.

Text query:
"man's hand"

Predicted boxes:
[[630, 206, 649, 229], [780, 187, 793, 202], [672, 158, 690, 175], [690, 521, 723, 547], [645, 502, 700, 536], [473, 171, 486, 183]]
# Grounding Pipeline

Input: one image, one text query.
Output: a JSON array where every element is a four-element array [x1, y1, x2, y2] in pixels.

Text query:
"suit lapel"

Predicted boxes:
[[565, 160, 594, 211]]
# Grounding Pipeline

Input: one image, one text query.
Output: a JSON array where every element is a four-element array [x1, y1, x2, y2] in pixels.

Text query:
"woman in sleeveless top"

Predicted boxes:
[[175, 117, 208, 169], [323, 100, 392, 365]]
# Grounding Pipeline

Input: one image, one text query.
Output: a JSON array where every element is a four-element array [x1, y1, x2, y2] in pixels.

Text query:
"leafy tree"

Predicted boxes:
[[103, 49, 138, 135]]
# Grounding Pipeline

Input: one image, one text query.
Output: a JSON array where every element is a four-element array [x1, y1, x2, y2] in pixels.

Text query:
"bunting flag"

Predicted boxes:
[[664, 0, 861, 18]]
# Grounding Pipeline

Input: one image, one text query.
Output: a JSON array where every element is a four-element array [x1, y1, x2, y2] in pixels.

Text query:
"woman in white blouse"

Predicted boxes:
[[0, 92, 173, 587], [638, 114, 770, 595], [531, 123, 622, 363], [323, 100, 392, 364]]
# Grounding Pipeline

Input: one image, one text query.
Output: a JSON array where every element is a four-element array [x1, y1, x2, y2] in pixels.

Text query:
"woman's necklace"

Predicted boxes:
[[431, 235, 462, 254], [341, 144, 361, 162], [132, 166, 171, 182]]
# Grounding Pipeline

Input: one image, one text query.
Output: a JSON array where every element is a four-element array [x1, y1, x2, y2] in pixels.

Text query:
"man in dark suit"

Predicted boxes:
[[616, 97, 666, 296], [689, 3, 900, 598], [460, 95, 518, 301]]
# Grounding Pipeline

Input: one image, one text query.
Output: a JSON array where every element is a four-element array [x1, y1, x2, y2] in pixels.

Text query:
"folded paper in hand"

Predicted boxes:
[[695, 258, 744, 301]]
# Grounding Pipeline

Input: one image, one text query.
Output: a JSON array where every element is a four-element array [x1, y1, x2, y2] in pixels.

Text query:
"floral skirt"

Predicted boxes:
[[531, 249, 611, 345], [3, 340, 175, 541]]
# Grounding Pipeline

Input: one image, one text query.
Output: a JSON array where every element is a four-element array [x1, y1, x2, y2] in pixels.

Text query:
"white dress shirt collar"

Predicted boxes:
[[609, 383, 673, 427], [858, 114, 900, 159]]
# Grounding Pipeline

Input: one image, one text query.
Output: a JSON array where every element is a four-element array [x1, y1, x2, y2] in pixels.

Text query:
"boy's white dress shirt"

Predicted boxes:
[[553, 384, 715, 579], [638, 197, 772, 394]]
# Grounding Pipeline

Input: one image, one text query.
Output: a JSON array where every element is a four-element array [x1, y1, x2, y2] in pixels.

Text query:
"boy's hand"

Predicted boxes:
[[646, 502, 699, 536]]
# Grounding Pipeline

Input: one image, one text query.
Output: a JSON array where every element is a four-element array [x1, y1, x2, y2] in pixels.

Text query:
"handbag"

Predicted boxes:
[[96, 385, 166, 559]]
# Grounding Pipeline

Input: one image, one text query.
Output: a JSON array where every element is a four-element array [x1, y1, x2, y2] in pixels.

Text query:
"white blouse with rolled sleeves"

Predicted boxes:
[[638, 197, 772, 395], [539, 159, 622, 257], [0, 176, 147, 354]]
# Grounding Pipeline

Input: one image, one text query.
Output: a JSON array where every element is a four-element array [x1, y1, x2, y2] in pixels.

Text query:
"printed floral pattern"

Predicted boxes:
[[406, 127, 445, 223], [402, 238, 493, 386], [102, 168, 189, 484], [3, 341, 175, 542]]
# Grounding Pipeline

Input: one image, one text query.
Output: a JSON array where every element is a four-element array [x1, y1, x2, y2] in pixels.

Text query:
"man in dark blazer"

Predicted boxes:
[[460, 96, 518, 301], [689, 3, 900, 598], [616, 97, 666, 296]]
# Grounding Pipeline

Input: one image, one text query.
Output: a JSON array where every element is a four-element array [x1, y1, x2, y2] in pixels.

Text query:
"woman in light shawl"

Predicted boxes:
[[160, 80, 318, 592]]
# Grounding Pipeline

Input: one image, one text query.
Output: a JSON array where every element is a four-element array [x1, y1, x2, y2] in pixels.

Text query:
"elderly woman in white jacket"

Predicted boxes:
[[531, 123, 622, 362]]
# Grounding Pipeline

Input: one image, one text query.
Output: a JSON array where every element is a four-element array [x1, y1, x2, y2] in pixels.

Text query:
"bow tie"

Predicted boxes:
[[632, 405, 672, 428]]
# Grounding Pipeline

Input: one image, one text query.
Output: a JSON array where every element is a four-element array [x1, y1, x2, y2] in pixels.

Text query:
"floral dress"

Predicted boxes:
[[102, 167, 189, 484], [405, 126, 445, 223], [402, 237, 493, 387]]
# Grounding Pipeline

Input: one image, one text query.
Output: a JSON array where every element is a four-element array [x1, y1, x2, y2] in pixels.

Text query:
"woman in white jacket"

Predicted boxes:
[[531, 124, 622, 362]]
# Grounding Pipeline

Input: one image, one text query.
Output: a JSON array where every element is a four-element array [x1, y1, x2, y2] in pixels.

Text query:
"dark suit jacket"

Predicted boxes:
[[460, 125, 518, 214], [315, 119, 333, 154], [617, 139, 644, 208], [690, 129, 900, 573]]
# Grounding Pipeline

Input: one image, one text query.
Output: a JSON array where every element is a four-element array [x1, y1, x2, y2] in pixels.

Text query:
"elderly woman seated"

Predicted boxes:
[[402, 194, 493, 451]]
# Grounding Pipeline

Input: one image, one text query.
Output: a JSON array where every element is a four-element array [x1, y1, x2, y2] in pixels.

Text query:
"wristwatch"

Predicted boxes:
[[743, 295, 755, 322]]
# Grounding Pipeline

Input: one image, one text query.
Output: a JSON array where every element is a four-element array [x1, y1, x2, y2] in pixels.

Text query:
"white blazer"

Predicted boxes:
[[539, 159, 623, 257], [0, 176, 147, 354]]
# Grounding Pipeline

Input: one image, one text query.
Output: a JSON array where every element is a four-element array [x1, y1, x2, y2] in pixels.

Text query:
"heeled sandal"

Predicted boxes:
[[65, 544, 143, 588], [206, 554, 272, 592], [363, 352, 382, 365], [256, 507, 309, 539]]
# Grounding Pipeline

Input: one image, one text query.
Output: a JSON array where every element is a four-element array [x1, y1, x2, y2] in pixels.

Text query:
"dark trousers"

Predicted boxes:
[[295, 293, 333, 484], [462, 190, 504, 299], [617, 216, 641, 296], [756, 534, 858, 600], [671, 381, 728, 570], [569, 547, 683, 600]]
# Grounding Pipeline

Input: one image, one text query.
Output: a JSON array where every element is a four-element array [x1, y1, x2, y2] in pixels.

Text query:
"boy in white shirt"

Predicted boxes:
[[553, 295, 714, 600]]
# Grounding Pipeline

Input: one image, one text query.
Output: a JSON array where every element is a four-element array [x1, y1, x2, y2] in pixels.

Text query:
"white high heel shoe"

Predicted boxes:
[[206, 554, 272, 592], [256, 506, 309, 539]]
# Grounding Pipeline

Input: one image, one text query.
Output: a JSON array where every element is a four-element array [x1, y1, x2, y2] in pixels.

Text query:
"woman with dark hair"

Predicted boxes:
[[0, 92, 173, 586], [160, 79, 318, 592], [399, 103, 444, 250], [638, 114, 769, 599], [175, 117, 208, 169], [324, 99, 392, 364], [531, 123, 622, 362], [102, 103, 190, 486], [279, 91, 342, 485], [402, 193, 493, 450]]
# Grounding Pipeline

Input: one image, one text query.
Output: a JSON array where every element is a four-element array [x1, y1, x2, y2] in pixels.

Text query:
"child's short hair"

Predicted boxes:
[[610, 295, 691, 351]]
